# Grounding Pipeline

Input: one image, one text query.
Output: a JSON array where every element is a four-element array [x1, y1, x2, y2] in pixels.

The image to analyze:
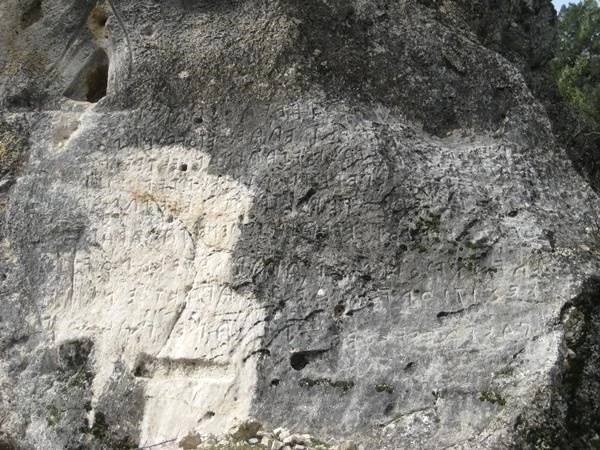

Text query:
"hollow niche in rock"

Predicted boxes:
[[21, 0, 42, 28], [87, 5, 109, 40], [290, 352, 309, 371], [63, 49, 109, 103]]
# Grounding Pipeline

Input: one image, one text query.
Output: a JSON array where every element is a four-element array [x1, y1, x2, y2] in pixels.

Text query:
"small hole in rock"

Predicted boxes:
[[334, 303, 345, 318], [133, 363, 145, 377], [204, 411, 215, 418], [179, 163, 188, 172], [97, 13, 107, 27], [270, 379, 280, 386], [384, 403, 394, 416], [290, 353, 309, 371], [140, 24, 153, 36], [87, 5, 109, 38]]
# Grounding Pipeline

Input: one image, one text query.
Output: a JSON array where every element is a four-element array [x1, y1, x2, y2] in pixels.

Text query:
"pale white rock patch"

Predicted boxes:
[[44, 116, 264, 445]]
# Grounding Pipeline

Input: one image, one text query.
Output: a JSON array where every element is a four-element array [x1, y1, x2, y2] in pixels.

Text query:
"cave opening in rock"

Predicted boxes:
[[64, 49, 109, 103], [85, 63, 108, 102], [21, 0, 42, 28]]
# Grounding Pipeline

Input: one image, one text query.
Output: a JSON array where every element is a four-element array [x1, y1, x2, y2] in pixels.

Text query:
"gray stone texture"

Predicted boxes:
[[1, 0, 600, 449]]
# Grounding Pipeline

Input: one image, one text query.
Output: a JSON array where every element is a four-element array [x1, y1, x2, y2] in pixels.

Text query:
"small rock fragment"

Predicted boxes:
[[300, 434, 313, 445], [340, 441, 357, 450], [274, 427, 290, 440], [178, 432, 202, 449], [231, 420, 262, 441], [283, 434, 307, 446]]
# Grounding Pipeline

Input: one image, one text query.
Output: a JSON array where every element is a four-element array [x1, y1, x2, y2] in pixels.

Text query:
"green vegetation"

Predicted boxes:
[[497, 365, 515, 377], [90, 412, 109, 440], [298, 377, 355, 393], [231, 421, 261, 442], [375, 383, 395, 394], [199, 444, 332, 450], [46, 405, 61, 426], [201, 445, 265, 450], [0, 126, 22, 170], [479, 389, 507, 406], [553, 0, 600, 124]]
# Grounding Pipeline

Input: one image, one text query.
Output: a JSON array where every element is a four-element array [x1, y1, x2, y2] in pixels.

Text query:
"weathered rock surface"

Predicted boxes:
[[1, 0, 600, 449]]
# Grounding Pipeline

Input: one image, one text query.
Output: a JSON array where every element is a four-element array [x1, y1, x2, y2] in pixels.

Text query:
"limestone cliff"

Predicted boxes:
[[0, 0, 599, 449]]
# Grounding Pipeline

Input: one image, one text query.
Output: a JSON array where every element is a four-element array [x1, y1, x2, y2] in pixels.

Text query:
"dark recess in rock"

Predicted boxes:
[[290, 352, 309, 371], [513, 276, 600, 449], [21, 0, 42, 28], [91, 362, 144, 450], [63, 49, 109, 103]]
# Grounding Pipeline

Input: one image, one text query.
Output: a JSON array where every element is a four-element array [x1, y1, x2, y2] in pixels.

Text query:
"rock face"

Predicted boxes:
[[1, 0, 600, 449]]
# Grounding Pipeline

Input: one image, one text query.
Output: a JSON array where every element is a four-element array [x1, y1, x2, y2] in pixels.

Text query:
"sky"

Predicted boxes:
[[553, 0, 580, 10]]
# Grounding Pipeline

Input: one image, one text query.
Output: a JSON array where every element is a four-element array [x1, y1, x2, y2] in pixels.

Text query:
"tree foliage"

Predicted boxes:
[[553, 0, 600, 123]]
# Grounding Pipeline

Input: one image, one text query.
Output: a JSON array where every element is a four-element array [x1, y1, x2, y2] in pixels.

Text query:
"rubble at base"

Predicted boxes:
[[178, 423, 362, 450]]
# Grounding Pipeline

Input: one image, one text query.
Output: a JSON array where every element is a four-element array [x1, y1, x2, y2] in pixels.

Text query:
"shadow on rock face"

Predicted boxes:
[[514, 276, 600, 449], [63, 48, 109, 103], [279, 0, 528, 137], [91, 363, 144, 450]]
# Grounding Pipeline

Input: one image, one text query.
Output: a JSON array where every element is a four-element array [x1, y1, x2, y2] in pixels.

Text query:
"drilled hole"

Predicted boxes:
[[270, 378, 280, 386], [179, 163, 188, 172]]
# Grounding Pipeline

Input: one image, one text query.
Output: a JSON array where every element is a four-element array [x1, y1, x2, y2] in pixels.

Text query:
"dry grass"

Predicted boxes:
[[0, 141, 8, 163], [0, 130, 22, 169]]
